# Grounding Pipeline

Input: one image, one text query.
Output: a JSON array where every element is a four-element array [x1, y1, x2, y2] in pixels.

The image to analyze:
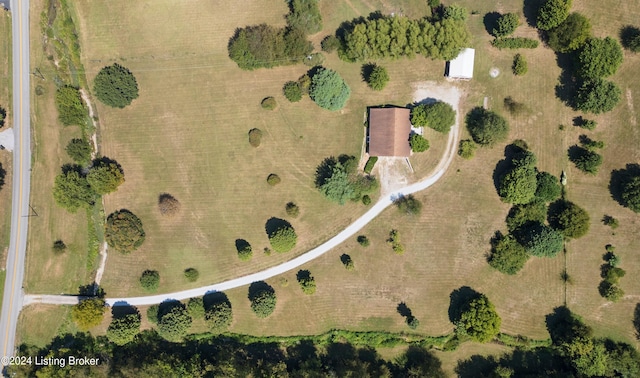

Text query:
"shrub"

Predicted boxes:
[[357, 235, 370, 247], [409, 134, 429, 153], [139, 270, 160, 292], [105, 209, 146, 254], [71, 298, 106, 331], [184, 268, 199, 282], [157, 303, 192, 342], [86, 158, 125, 195], [465, 107, 509, 147], [249, 283, 277, 318], [362, 195, 371, 205], [261, 96, 277, 110], [493, 13, 519, 37], [491, 37, 539, 49], [53, 167, 96, 212], [512, 54, 528, 76], [321, 35, 340, 53], [55, 86, 86, 126], [456, 294, 501, 343], [537, 0, 572, 31], [520, 223, 564, 257], [575, 79, 621, 114], [285, 202, 300, 217], [187, 297, 205, 319], [266, 218, 297, 253], [569, 146, 603, 174], [66, 138, 92, 166], [535, 172, 562, 202], [319, 164, 354, 204], [394, 195, 423, 215], [548, 200, 590, 239], [340, 254, 354, 270], [248, 128, 263, 147], [158, 193, 181, 217], [387, 229, 405, 254], [52, 240, 67, 254], [410, 101, 456, 133], [286, 0, 322, 34], [547, 13, 591, 52], [296, 270, 316, 295], [407, 317, 420, 329], [602, 215, 619, 229], [599, 281, 624, 302], [364, 156, 378, 174], [93, 63, 139, 108], [620, 26, 640, 52], [366, 64, 389, 91], [576, 37, 623, 80], [457, 139, 476, 159], [298, 74, 311, 94], [107, 313, 141, 346], [147, 305, 159, 324], [267, 173, 281, 186], [488, 233, 529, 275], [283, 81, 303, 102], [236, 239, 253, 261], [205, 298, 232, 333], [309, 68, 351, 111], [443, 4, 467, 21]]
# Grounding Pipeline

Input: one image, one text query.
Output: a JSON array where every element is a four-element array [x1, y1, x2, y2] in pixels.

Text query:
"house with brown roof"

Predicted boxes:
[[367, 107, 411, 157]]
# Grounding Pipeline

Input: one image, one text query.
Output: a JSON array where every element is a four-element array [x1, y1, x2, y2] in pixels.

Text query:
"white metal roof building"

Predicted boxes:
[[446, 48, 475, 80]]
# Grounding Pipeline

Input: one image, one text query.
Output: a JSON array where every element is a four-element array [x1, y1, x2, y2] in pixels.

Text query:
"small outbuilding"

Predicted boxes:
[[368, 107, 411, 157], [445, 48, 475, 80]]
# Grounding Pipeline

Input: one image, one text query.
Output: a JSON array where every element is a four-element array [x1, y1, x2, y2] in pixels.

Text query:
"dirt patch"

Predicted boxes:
[[626, 88, 637, 126], [412, 81, 463, 112], [378, 157, 413, 196]]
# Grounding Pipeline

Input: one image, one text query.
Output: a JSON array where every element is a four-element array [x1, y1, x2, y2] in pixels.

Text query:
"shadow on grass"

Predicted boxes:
[[111, 302, 139, 319], [483, 12, 500, 37], [522, 0, 543, 27], [235, 239, 251, 253]]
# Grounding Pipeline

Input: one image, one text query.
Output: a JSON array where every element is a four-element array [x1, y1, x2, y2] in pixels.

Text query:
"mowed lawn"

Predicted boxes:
[[66, 0, 640, 356], [0, 10, 12, 307]]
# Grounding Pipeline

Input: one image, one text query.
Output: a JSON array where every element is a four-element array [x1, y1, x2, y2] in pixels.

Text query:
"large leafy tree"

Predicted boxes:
[[520, 222, 564, 257], [320, 165, 355, 204], [547, 13, 591, 52], [55, 86, 86, 126], [87, 158, 125, 195], [105, 209, 146, 254], [93, 63, 139, 108], [107, 312, 141, 345], [267, 223, 297, 253], [249, 283, 277, 318], [498, 151, 538, 205], [205, 300, 233, 333], [366, 64, 389, 91], [71, 298, 106, 331], [488, 233, 529, 275], [465, 108, 509, 146], [576, 37, 623, 79], [621, 176, 640, 213], [456, 294, 501, 342], [309, 68, 351, 111], [66, 138, 92, 166], [286, 0, 322, 34], [537, 0, 572, 31], [493, 13, 519, 37], [505, 200, 547, 232], [411, 101, 456, 133], [535, 172, 562, 202], [53, 167, 96, 212], [548, 200, 590, 239], [575, 79, 621, 114], [157, 304, 192, 342]]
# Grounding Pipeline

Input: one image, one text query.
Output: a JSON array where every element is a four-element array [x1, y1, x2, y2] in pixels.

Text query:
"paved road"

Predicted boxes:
[[26, 106, 461, 308], [0, 0, 31, 362]]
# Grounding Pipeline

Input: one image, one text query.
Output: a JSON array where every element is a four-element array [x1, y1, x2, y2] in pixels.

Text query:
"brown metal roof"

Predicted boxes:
[[368, 107, 411, 157]]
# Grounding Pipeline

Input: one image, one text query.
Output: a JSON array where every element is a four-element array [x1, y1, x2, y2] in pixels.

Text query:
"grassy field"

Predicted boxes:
[[16, 304, 74, 347], [21, 0, 640, 371], [0, 9, 12, 309]]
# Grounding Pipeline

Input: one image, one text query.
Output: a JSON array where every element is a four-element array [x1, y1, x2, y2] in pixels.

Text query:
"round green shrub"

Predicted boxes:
[[139, 270, 160, 292], [283, 81, 302, 102], [366, 65, 389, 91], [261, 96, 277, 110], [309, 67, 351, 111], [267, 173, 281, 186], [105, 209, 145, 254], [410, 134, 429, 152], [512, 54, 528, 76], [93, 63, 139, 108], [184, 268, 199, 282], [248, 128, 263, 147]]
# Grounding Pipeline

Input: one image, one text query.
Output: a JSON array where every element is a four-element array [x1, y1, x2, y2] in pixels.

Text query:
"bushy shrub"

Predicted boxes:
[[537, 0, 572, 31], [569, 146, 603, 174], [340, 254, 355, 270], [505, 200, 547, 232], [498, 163, 538, 204], [309, 68, 351, 111], [520, 223, 564, 257], [236, 239, 253, 261], [547, 13, 591, 52], [512, 54, 528, 76], [249, 283, 277, 318], [602, 215, 619, 229], [205, 299, 232, 332], [298, 74, 311, 94], [575, 79, 621, 114], [410, 134, 429, 152], [157, 304, 192, 342], [248, 128, 263, 147], [362, 195, 371, 205], [86, 158, 125, 195], [267, 219, 297, 253], [577, 118, 597, 130], [285, 202, 300, 217], [71, 298, 106, 331], [106, 313, 141, 346], [366, 64, 389, 91], [599, 281, 624, 302], [357, 235, 370, 247], [456, 294, 501, 343], [387, 229, 405, 254], [493, 13, 519, 37], [303, 52, 325, 67], [620, 175, 640, 213], [491, 37, 539, 49], [139, 270, 160, 292], [457, 139, 476, 159], [105, 209, 146, 254], [535, 172, 561, 202], [296, 270, 316, 295], [364, 156, 378, 174], [465, 108, 509, 146], [158, 193, 180, 217], [261, 96, 277, 110], [576, 37, 623, 80], [52, 240, 67, 254], [488, 233, 529, 275], [55, 86, 86, 126], [548, 200, 590, 239], [184, 268, 199, 282], [620, 25, 640, 52], [410, 101, 456, 133], [147, 305, 159, 324], [187, 297, 205, 319], [66, 138, 92, 166], [267, 173, 281, 186], [321, 35, 340, 53], [93, 63, 139, 108]]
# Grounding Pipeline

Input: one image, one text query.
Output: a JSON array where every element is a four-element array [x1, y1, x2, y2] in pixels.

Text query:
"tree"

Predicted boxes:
[[267, 222, 297, 253], [286, 0, 322, 34], [87, 158, 125, 195], [107, 312, 141, 345], [394, 194, 423, 215], [204, 299, 232, 333], [320, 165, 354, 205], [93, 63, 139, 108], [512, 54, 527, 76], [105, 210, 146, 254], [621, 175, 640, 213], [488, 233, 529, 275], [321, 35, 340, 53], [493, 13, 519, 37], [157, 304, 192, 342], [187, 297, 205, 319], [537, 0, 572, 31], [569, 146, 603, 174], [249, 283, 277, 318], [456, 294, 501, 342], [465, 108, 509, 146], [575, 79, 621, 114], [309, 68, 351, 111], [505, 200, 547, 232], [457, 139, 476, 159], [236, 239, 253, 261], [184, 268, 199, 282], [296, 270, 316, 295], [340, 254, 355, 270], [520, 223, 564, 257], [71, 298, 106, 331], [55, 86, 86, 126], [576, 37, 623, 79], [366, 64, 389, 90], [443, 5, 467, 21], [498, 164, 538, 204], [158, 193, 181, 217], [548, 200, 590, 239], [535, 172, 562, 202], [139, 270, 160, 292], [620, 26, 640, 52], [411, 101, 456, 133], [547, 13, 592, 52], [409, 134, 429, 152], [283, 81, 302, 102], [66, 138, 92, 166], [53, 167, 96, 212]]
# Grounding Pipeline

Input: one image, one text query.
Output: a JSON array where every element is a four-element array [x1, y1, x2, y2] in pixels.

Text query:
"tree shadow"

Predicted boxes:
[[620, 25, 640, 49], [609, 163, 640, 207], [553, 53, 579, 108], [634, 303, 640, 340], [361, 63, 375, 83], [296, 269, 311, 282], [448, 286, 481, 323], [315, 156, 338, 187], [61, 163, 85, 175], [455, 354, 499, 378], [483, 12, 501, 37], [0, 107, 6, 127], [545, 305, 592, 346], [567, 145, 586, 164], [286, 340, 320, 372], [396, 302, 412, 318], [265, 217, 292, 237], [91, 155, 122, 169], [235, 239, 251, 253], [111, 301, 139, 319], [409, 97, 438, 107], [248, 281, 275, 302], [572, 115, 585, 127], [203, 291, 231, 311], [546, 199, 566, 228], [78, 282, 105, 298], [340, 253, 352, 265], [522, 0, 543, 27]]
